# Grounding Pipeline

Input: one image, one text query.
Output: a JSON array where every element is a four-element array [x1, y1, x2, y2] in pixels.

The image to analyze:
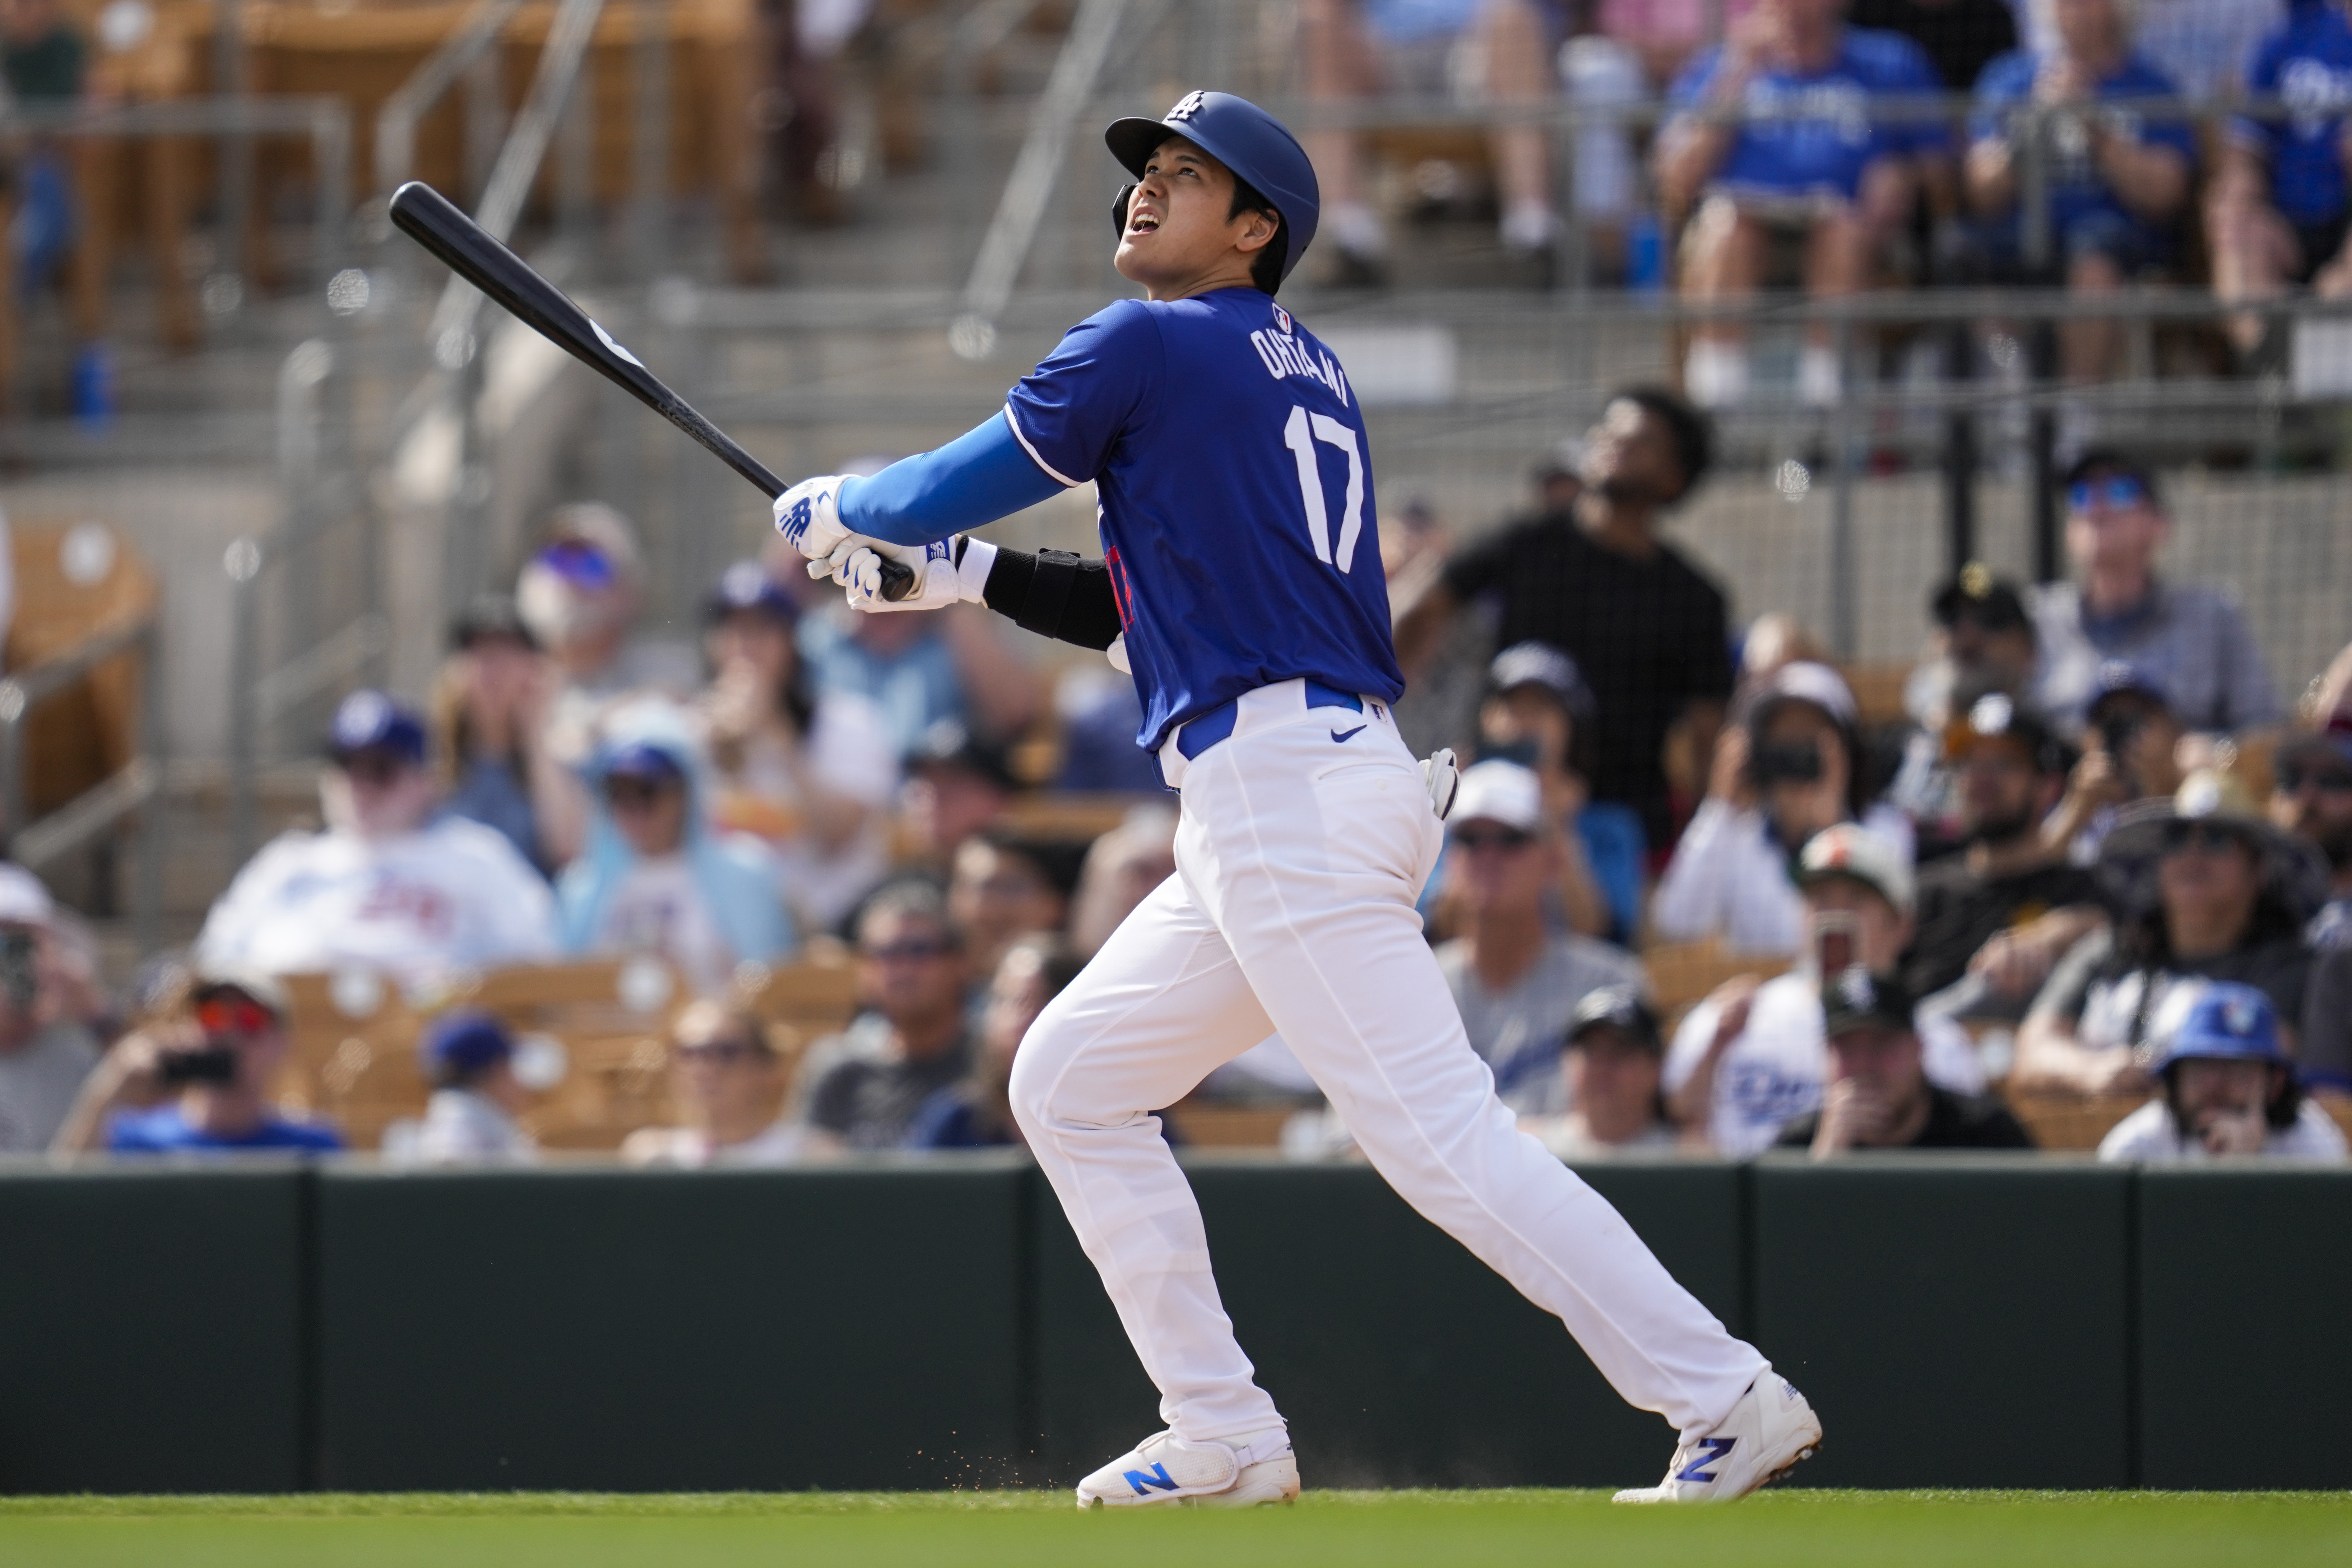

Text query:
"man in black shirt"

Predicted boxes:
[[1847, 0, 2016, 92], [1775, 969, 2033, 1154], [1392, 387, 1730, 851], [798, 880, 975, 1149], [1902, 693, 2099, 1008]]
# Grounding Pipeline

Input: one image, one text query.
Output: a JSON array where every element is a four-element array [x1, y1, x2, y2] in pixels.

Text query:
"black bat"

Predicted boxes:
[[389, 181, 913, 600]]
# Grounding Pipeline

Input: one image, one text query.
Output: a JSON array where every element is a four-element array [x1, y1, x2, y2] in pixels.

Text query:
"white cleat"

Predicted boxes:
[[1074, 1429, 1300, 1509], [1612, 1370, 1822, 1504]]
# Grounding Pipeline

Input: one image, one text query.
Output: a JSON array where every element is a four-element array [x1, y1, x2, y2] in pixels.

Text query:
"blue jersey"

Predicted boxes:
[[1668, 28, 1947, 203], [1972, 51, 2198, 240], [1005, 290, 1405, 752], [2235, 0, 2352, 225], [107, 1104, 344, 1154]]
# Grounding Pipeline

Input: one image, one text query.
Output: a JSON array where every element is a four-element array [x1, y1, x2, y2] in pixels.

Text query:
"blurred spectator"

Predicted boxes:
[[908, 935, 1083, 1150], [56, 965, 342, 1155], [948, 830, 1075, 983], [1297, 0, 1580, 278], [899, 720, 1017, 868], [430, 594, 562, 874], [1891, 565, 2041, 846], [1475, 642, 1642, 942], [1053, 665, 1165, 794], [516, 503, 697, 863], [1849, 0, 2018, 97], [553, 719, 797, 995], [406, 1010, 537, 1166], [1653, 662, 1911, 954], [2, 0, 96, 403], [2119, 0, 2284, 106], [0, 866, 97, 1152], [694, 561, 897, 932], [2028, 453, 2282, 739], [2276, 722, 2352, 927], [1964, 0, 2195, 388], [2209, 0, 2352, 362], [1775, 968, 2033, 1153], [2016, 772, 2324, 1096], [1522, 986, 1683, 1158], [1068, 805, 1179, 956], [1902, 694, 2101, 1008], [1393, 388, 1729, 853], [1384, 496, 1489, 765], [1657, 0, 1945, 407], [797, 596, 1040, 759], [2098, 980, 2345, 1160], [1666, 824, 1986, 1154], [795, 880, 973, 1149], [2042, 659, 2186, 863], [622, 1000, 809, 1167], [196, 691, 555, 983], [1433, 761, 1648, 1114]]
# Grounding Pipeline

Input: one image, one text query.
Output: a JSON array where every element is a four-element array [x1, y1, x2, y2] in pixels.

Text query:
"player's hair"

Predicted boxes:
[[1611, 385, 1712, 501], [1228, 173, 1288, 297]]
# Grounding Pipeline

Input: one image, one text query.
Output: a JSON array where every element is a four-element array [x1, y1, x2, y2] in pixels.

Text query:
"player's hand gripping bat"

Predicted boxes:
[[389, 181, 913, 601]]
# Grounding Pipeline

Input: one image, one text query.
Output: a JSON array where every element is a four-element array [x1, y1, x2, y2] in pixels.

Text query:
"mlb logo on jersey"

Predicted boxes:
[[1272, 304, 1291, 334]]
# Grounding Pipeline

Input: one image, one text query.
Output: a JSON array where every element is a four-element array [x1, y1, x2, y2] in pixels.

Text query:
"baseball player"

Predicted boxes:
[[774, 91, 1820, 1507]]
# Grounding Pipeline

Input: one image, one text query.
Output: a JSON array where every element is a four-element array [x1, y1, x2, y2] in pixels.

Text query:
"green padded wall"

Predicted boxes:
[[1753, 1155, 2134, 1488], [2138, 1166, 2352, 1489], [1031, 1157, 1746, 1488], [313, 1159, 1030, 1490], [0, 1162, 308, 1493]]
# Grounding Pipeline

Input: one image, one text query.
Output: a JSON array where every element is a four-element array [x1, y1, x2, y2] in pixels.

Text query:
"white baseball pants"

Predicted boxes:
[[1009, 679, 1769, 1447]]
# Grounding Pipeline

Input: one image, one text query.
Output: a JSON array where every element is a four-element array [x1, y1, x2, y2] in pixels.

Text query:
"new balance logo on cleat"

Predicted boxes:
[[1674, 1437, 1737, 1483], [1123, 1463, 1180, 1494]]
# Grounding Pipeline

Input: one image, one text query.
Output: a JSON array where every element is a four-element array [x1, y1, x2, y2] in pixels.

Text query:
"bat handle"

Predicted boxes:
[[876, 556, 916, 603]]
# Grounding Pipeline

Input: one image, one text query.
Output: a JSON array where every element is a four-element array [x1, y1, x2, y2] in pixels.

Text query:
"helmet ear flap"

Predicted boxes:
[[1111, 183, 1136, 239]]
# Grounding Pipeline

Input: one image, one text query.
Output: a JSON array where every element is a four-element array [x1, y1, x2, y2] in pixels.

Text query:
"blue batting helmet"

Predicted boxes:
[[1105, 91, 1321, 282], [2147, 980, 2288, 1075]]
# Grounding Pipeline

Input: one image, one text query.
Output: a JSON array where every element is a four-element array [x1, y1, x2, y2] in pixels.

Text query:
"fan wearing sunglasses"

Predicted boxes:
[[53, 965, 342, 1156], [623, 1001, 811, 1168], [2277, 723, 2352, 1100], [2026, 451, 2284, 747]]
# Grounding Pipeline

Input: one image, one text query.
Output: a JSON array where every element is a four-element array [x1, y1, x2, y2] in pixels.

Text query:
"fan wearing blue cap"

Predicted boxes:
[[771, 91, 1815, 1511], [193, 690, 555, 982], [407, 1009, 539, 1166], [2096, 982, 2348, 1162]]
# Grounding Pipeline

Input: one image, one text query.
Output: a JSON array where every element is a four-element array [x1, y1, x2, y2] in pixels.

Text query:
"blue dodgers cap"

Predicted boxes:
[[703, 560, 798, 624], [327, 689, 427, 763], [1105, 91, 1321, 281], [602, 741, 687, 784], [2148, 980, 2286, 1074], [420, 1008, 514, 1081]]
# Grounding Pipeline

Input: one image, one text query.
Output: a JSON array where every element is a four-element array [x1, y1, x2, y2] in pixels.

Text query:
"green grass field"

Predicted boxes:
[[1, 1490, 2347, 1568]]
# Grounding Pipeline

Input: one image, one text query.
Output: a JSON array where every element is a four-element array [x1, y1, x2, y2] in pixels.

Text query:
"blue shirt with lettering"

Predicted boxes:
[[1668, 27, 1948, 203], [1004, 290, 1405, 751], [2235, 0, 2352, 226], [1972, 50, 2198, 243]]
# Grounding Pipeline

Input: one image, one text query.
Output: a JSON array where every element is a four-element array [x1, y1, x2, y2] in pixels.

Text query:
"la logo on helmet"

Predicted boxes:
[[1168, 91, 1206, 120]]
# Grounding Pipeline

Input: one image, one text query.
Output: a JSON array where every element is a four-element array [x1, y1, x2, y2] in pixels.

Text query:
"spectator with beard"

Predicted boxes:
[[1889, 565, 2040, 853], [1774, 968, 2033, 1154], [2097, 981, 2346, 1161], [2274, 720, 2352, 1096], [2016, 772, 2325, 1098], [1391, 388, 1729, 857], [2043, 660, 2186, 865], [1901, 694, 2101, 1011]]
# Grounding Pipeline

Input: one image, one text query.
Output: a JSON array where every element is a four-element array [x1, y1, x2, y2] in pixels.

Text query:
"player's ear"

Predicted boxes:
[[1236, 205, 1278, 254]]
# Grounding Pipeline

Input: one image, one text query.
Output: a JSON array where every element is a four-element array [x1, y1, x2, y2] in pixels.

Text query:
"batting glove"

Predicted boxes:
[[832, 535, 997, 613], [772, 475, 851, 562]]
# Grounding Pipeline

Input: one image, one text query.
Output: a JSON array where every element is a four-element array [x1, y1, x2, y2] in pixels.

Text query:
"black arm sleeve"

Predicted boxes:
[[979, 545, 1124, 651]]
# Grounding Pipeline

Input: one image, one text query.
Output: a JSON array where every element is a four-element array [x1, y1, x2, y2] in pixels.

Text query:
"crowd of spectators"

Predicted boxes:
[[3, 369, 2347, 1173]]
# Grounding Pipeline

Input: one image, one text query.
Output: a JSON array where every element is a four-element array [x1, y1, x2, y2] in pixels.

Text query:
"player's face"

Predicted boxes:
[[1115, 138, 1279, 297], [1578, 400, 1680, 506]]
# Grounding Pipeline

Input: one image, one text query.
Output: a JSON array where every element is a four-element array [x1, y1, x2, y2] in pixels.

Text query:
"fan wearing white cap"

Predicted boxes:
[[1652, 661, 1915, 955], [1663, 825, 1989, 1157], [1432, 761, 1648, 1115]]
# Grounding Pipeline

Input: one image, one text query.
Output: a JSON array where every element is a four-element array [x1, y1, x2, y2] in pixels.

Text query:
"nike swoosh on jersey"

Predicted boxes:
[[1330, 725, 1367, 743]]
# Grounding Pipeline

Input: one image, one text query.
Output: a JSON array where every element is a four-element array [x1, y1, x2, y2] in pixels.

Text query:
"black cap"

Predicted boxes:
[[1820, 968, 1916, 1037], [1931, 562, 2030, 633], [450, 592, 538, 652], [1567, 985, 1662, 1052], [905, 719, 1017, 792]]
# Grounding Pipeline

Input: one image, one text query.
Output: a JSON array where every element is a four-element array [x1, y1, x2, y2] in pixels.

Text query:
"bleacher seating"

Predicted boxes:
[[3, 518, 156, 823]]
